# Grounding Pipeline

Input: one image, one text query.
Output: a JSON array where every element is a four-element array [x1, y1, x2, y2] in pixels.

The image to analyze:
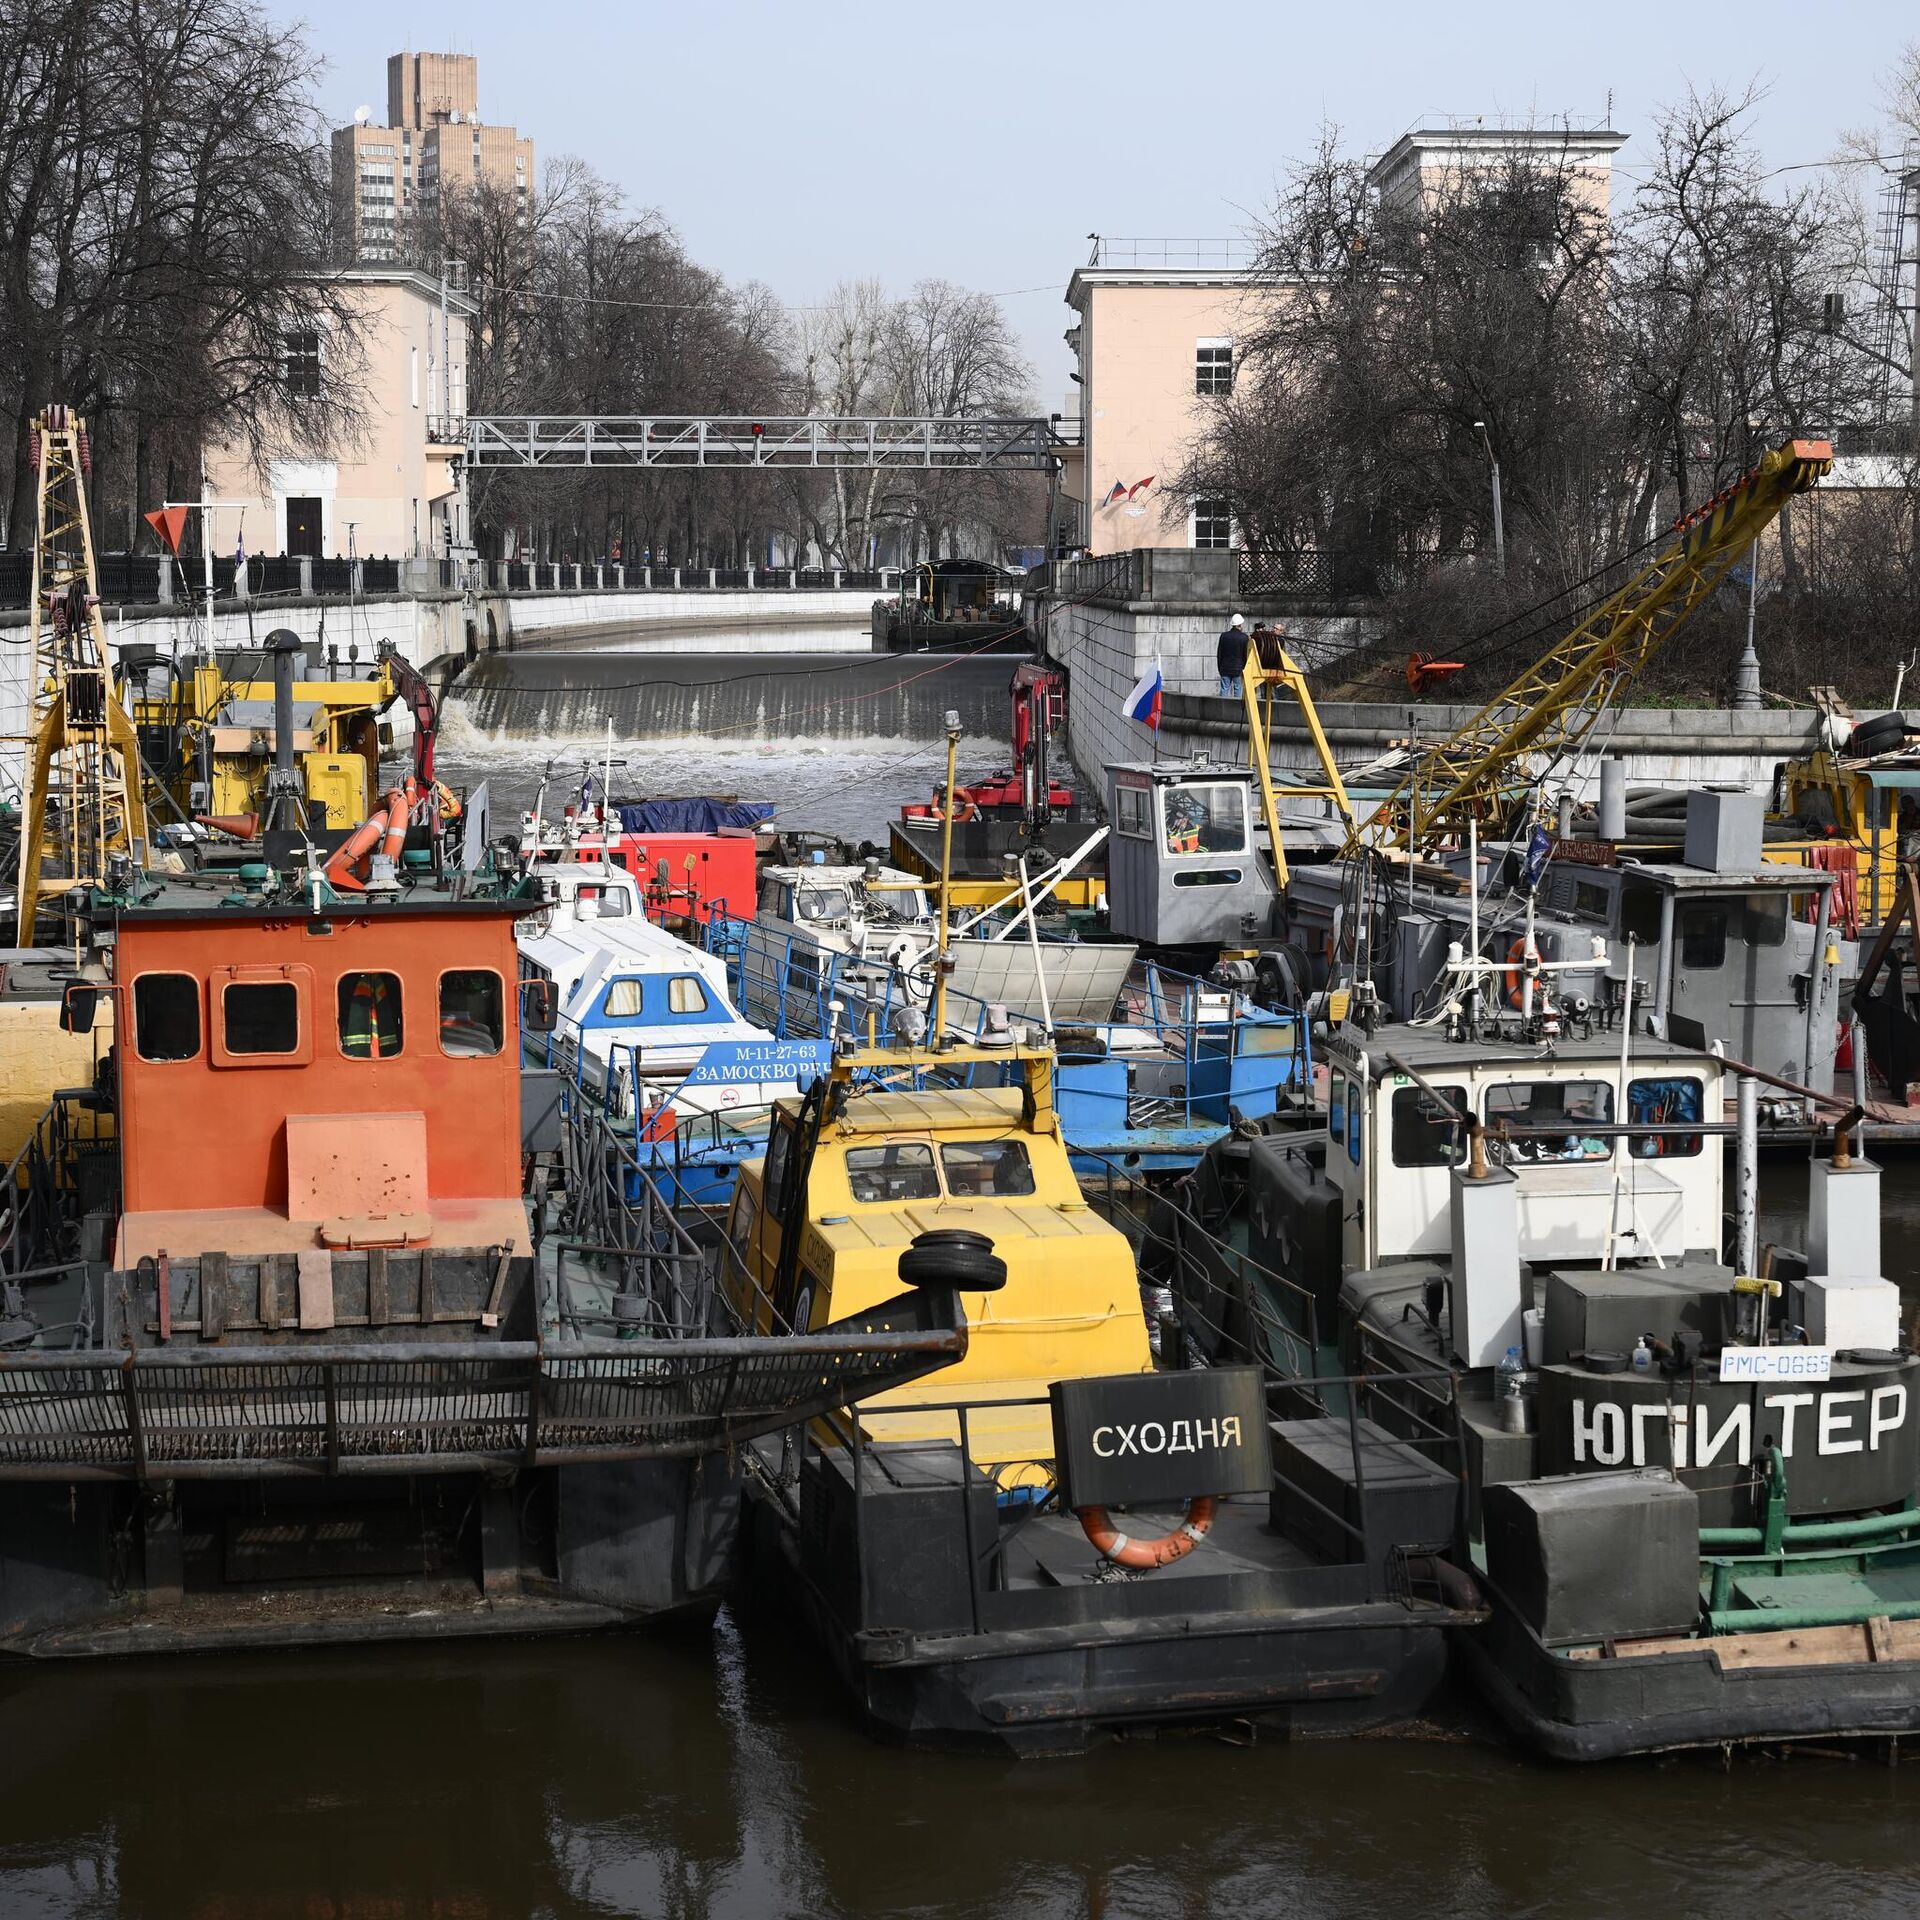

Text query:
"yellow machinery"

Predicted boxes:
[[719, 1044, 1149, 1472], [12, 407, 149, 942], [1776, 746, 1910, 929], [1354, 438, 1834, 857], [128, 650, 403, 837], [1239, 635, 1356, 885]]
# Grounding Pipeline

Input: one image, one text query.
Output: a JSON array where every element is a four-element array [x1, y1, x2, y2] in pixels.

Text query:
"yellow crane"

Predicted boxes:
[[1238, 635, 1356, 885], [1352, 437, 1834, 857], [13, 406, 149, 941]]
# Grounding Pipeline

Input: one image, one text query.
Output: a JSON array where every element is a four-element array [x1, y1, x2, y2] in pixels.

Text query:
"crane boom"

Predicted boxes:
[[13, 406, 148, 941], [1355, 437, 1833, 856]]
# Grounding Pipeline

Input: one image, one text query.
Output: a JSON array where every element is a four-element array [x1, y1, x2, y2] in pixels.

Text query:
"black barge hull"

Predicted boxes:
[[1461, 1599, 1920, 1762]]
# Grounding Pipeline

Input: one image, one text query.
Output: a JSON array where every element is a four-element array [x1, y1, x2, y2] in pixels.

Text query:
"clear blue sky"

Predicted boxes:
[[278, 0, 1914, 401]]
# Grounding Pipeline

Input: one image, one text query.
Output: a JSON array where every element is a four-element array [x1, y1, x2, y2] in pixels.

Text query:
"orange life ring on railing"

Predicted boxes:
[[1503, 936, 1533, 1011], [1077, 1496, 1218, 1569]]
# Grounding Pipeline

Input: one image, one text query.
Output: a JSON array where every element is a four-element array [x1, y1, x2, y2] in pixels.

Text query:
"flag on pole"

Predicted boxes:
[[1102, 481, 1127, 507], [1125, 474, 1156, 500], [1122, 660, 1164, 731]]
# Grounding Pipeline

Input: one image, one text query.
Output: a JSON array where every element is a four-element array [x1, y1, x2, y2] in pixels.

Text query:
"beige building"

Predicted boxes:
[[206, 268, 476, 559], [1061, 126, 1626, 554], [332, 50, 533, 263]]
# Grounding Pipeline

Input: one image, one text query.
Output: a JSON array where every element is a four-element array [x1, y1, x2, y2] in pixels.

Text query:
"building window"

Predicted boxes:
[[223, 980, 300, 1056], [1192, 498, 1233, 549], [134, 974, 200, 1062], [338, 971, 403, 1058], [1195, 341, 1234, 396], [283, 330, 321, 400], [439, 969, 503, 1057]]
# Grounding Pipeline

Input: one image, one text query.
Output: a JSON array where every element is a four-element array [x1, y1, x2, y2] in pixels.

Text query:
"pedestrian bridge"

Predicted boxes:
[[463, 415, 1062, 471]]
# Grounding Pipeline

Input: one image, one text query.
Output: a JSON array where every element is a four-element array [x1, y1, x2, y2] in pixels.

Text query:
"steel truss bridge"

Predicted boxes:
[[462, 415, 1062, 472]]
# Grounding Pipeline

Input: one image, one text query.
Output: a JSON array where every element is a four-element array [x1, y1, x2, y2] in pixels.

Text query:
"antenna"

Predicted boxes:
[[353, 104, 371, 124]]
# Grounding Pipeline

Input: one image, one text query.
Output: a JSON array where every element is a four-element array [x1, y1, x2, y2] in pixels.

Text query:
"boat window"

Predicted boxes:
[[795, 886, 851, 924], [1115, 785, 1150, 839], [603, 977, 647, 1019], [1680, 906, 1726, 970], [338, 971, 403, 1058], [764, 1118, 794, 1221], [439, 969, 503, 1057], [1742, 891, 1788, 947], [940, 1140, 1037, 1197], [846, 1143, 940, 1204], [1391, 1085, 1468, 1168], [1619, 880, 1664, 946], [222, 980, 300, 1056], [1172, 868, 1244, 887], [1161, 782, 1249, 856], [594, 889, 631, 918], [668, 976, 710, 1015], [133, 973, 200, 1062], [1573, 880, 1610, 919], [1628, 1075, 1704, 1158], [1329, 1073, 1346, 1139], [1484, 1079, 1613, 1158]]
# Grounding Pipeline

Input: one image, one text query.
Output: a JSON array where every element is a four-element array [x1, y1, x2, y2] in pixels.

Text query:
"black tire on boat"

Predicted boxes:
[[1850, 711, 1907, 758], [898, 1228, 1008, 1293]]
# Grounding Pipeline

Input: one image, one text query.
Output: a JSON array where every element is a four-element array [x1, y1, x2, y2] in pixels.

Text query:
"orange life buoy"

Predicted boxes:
[[323, 786, 409, 894], [1503, 936, 1534, 1010], [1076, 1496, 1218, 1570]]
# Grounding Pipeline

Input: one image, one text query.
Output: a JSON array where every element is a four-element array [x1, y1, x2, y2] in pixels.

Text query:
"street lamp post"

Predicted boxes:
[[1473, 420, 1505, 577]]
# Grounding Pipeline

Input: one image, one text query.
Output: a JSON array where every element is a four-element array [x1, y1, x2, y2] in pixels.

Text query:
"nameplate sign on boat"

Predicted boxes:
[[682, 1039, 831, 1088], [1720, 1346, 1833, 1383], [1050, 1367, 1271, 1509]]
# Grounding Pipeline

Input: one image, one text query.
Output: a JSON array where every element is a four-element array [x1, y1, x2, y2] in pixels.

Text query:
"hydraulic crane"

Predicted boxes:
[[13, 406, 149, 941], [1353, 437, 1834, 857]]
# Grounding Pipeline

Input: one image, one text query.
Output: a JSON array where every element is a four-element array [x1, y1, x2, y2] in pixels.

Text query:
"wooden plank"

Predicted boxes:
[[1869, 1614, 1896, 1663], [367, 1248, 389, 1328], [258, 1254, 279, 1332], [297, 1251, 336, 1330], [200, 1252, 227, 1341]]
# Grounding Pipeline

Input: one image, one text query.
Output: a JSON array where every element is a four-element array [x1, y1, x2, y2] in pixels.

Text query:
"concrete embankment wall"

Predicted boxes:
[[502, 588, 878, 647], [448, 648, 1014, 744]]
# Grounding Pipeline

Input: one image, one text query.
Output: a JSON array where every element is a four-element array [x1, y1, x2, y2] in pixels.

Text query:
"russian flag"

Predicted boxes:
[[1123, 661, 1163, 730]]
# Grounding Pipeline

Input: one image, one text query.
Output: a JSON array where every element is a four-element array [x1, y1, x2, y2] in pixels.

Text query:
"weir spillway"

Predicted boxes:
[[448, 650, 1017, 744]]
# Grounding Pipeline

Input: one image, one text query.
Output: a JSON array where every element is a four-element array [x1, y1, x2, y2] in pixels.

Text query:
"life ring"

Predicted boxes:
[[1503, 936, 1534, 1011], [1077, 1496, 1218, 1570]]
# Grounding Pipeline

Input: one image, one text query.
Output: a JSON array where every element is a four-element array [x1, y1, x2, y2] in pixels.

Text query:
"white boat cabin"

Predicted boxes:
[[754, 862, 935, 970], [1324, 1023, 1726, 1274], [518, 914, 804, 1123]]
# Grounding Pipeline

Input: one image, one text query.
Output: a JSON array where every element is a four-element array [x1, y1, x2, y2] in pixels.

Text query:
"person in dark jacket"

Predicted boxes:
[[1216, 613, 1248, 698]]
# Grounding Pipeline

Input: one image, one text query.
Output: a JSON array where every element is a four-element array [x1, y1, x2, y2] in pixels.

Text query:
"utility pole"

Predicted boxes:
[[1473, 420, 1505, 577]]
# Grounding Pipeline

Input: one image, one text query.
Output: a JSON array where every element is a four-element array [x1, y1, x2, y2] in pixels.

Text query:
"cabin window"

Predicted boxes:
[[1329, 1073, 1346, 1140], [1161, 782, 1249, 856], [594, 890, 631, 917], [222, 981, 300, 1056], [133, 974, 200, 1062], [1573, 881, 1610, 919], [940, 1140, 1036, 1197], [338, 971, 403, 1058], [1116, 785, 1150, 839], [1619, 880, 1664, 947], [602, 978, 647, 1019], [1628, 1076, 1704, 1158], [668, 976, 710, 1015], [764, 1118, 794, 1221], [1484, 1079, 1613, 1158], [1172, 868, 1244, 887], [1391, 1084, 1468, 1168], [846, 1143, 940, 1204], [795, 886, 851, 925], [1679, 907, 1727, 971], [439, 969, 503, 1057]]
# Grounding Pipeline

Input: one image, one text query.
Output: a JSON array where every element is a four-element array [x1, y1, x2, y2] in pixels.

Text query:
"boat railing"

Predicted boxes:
[[798, 1365, 1468, 1636], [0, 1086, 113, 1283]]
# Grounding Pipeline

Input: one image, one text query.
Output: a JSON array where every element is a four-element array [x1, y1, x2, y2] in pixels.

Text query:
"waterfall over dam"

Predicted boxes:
[[448, 649, 1017, 744]]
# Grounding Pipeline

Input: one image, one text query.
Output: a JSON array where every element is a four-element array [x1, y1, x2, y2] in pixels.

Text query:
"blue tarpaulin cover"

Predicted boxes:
[[614, 799, 774, 833]]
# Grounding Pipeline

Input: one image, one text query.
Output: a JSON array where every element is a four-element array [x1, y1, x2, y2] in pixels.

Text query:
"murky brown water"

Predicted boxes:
[[2, 1157, 1916, 1918]]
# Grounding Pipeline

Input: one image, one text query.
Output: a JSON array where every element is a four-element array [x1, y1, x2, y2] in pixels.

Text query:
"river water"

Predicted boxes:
[[9, 629, 1920, 1918]]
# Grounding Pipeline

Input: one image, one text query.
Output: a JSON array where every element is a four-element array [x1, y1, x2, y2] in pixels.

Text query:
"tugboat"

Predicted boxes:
[[0, 649, 970, 1654], [717, 924, 1483, 1750], [1165, 962, 1920, 1759]]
